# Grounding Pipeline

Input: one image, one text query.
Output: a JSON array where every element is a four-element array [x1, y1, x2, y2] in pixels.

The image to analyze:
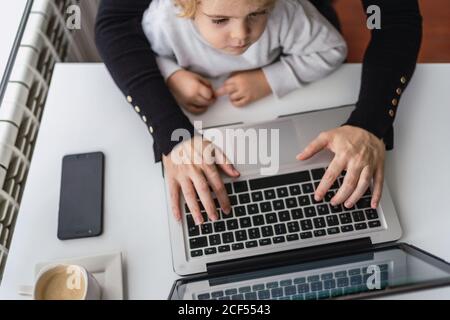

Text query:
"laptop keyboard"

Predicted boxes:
[[196, 263, 389, 300], [185, 168, 383, 258]]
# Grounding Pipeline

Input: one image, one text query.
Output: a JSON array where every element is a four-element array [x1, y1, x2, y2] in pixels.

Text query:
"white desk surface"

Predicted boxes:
[[0, 0, 28, 90], [0, 63, 449, 300]]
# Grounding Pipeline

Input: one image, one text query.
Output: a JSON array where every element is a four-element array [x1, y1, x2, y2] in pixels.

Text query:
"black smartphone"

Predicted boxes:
[[57, 152, 104, 240]]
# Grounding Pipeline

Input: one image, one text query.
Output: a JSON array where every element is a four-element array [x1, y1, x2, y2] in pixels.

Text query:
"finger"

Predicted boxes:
[[191, 172, 219, 221], [344, 166, 372, 208], [198, 84, 214, 101], [231, 96, 248, 108], [168, 178, 182, 222], [315, 156, 346, 201], [203, 164, 231, 214], [297, 132, 330, 161], [215, 86, 228, 97], [179, 179, 203, 225], [185, 104, 208, 114], [371, 165, 384, 208], [214, 147, 240, 177], [331, 164, 364, 206]]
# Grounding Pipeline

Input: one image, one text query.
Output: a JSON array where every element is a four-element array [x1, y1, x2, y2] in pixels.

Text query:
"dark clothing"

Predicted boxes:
[[95, 0, 422, 161]]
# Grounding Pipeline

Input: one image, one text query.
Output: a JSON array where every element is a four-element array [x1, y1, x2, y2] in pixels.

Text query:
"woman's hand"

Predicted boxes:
[[167, 69, 216, 114], [163, 136, 240, 225], [216, 69, 272, 107], [297, 125, 386, 209]]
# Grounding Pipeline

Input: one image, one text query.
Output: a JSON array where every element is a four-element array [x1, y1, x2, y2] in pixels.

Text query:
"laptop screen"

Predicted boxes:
[[169, 243, 450, 300]]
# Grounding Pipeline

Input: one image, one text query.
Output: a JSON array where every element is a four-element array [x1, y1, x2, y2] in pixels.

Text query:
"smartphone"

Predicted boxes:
[[57, 152, 104, 240]]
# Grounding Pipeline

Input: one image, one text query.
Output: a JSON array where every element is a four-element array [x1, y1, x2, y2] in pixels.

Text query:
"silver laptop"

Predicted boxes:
[[165, 105, 402, 276]]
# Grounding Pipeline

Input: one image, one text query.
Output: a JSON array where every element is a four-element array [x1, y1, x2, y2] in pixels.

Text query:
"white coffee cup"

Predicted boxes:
[[19, 264, 102, 300]]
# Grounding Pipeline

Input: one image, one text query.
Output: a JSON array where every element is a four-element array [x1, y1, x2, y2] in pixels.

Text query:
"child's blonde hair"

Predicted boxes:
[[174, 0, 277, 19]]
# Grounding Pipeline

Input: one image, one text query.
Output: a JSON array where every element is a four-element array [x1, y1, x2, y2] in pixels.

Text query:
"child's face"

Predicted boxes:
[[193, 0, 272, 55]]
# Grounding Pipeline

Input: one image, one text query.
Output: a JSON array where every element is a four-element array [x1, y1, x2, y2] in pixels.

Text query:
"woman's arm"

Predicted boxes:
[[345, 0, 423, 150], [95, 0, 194, 162]]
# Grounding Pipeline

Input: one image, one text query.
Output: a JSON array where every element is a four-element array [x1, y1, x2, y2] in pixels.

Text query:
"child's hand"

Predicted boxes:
[[216, 69, 272, 107], [167, 69, 216, 114]]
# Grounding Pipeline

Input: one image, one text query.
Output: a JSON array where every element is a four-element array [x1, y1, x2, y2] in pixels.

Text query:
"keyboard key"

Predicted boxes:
[[285, 285, 297, 295], [188, 225, 200, 237], [318, 290, 330, 299], [327, 227, 340, 235], [205, 247, 217, 255], [285, 197, 298, 208], [209, 234, 221, 246], [304, 206, 317, 217], [233, 181, 248, 193], [214, 221, 226, 232], [297, 283, 310, 293], [313, 217, 326, 229], [261, 226, 274, 237], [326, 215, 339, 227], [355, 222, 368, 230], [298, 195, 311, 206], [258, 290, 270, 299], [300, 219, 313, 231], [352, 210, 366, 222], [356, 197, 371, 209], [339, 213, 352, 224], [278, 210, 291, 222], [300, 232, 313, 239], [239, 217, 251, 228], [252, 284, 265, 291], [369, 220, 381, 228], [222, 232, 234, 244], [317, 204, 330, 215], [247, 204, 259, 215], [218, 245, 231, 253], [244, 292, 257, 300], [264, 189, 276, 200], [266, 281, 278, 289], [191, 250, 203, 257], [274, 223, 287, 235], [351, 275, 363, 286], [226, 219, 239, 230], [239, 193, 251, 204], [349, 269, 361, 276], [287, 234, 299, 241], [273, 200, 285, 210], [229, 195, 238, 206], [212, 291, 224, 298], [302, 183, 314, 194], [331, 288, 344, 297], [314, 229, 326, 237], [225, 183, 233, 194], [291, 208, 304, 219], [335, 271, 347, 278], [289, 185, 301, 195], [324, 279, 336, 289], [198, 293, 210, 300], [330, 204, 343, 213], [310, 282, 323, 291], [321, 273, 334, 281], [265, 213, 278, 224], [365, 209, 379, 220], [273, 236, 286, 243], [260, 201, 272, 213], [232, 293, 244, 300], [341, 225, 354, 233], [201, 223, 213, 235], [277, 187, 289, 198], [310, 194, 323, 204], [234, 206, 247, 217], [271, 288, 283, 298], [337, 278, 349, 287], [245, 240, 258, 248], [190, 236, 208, 249], [305, 292, 317, 300], [249, 171, 311, 191], [294, 277, 306, 284], [248, 228, 261, 239], [235, 230, 248, 241], [311, 168, 325, 180], [251, 191, 263, 202], [287, 221, 300, 233], [225, 288, 238, 295], [232, 243, 244, 251], [259, 238, 272, 246], [252, 215, 265, 226]]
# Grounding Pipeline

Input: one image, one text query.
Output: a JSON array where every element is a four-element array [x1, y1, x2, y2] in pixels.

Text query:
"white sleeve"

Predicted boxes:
[[262, 0, 348, 98], [141, 5, 182, 81]]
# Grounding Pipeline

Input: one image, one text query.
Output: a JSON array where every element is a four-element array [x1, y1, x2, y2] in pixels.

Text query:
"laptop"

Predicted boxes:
[[164, 105, 450, 299]]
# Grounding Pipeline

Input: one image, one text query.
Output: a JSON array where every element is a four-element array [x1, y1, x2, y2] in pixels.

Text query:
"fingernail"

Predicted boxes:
[[233, 169, 240, 176], [194, 216, 203, 225], [223, 207, 231, 215], [314, 194, 321, 201], [345, 201, 352, 208]]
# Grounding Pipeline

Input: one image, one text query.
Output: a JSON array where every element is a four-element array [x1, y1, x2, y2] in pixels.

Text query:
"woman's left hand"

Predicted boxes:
[[297, 125, 386, 209]]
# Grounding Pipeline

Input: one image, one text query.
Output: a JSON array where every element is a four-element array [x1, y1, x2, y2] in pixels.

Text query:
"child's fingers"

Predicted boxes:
[[215, 86, 228, 97], [216, 83, 237, 97], [198, 84, 215, 101]]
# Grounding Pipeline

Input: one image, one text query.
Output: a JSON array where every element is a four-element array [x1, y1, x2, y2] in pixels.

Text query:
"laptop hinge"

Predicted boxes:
[[206, 237, 372, 276]]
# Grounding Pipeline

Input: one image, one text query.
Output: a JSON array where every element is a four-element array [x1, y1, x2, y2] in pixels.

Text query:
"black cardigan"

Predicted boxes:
[[95, 0, 422, 162]]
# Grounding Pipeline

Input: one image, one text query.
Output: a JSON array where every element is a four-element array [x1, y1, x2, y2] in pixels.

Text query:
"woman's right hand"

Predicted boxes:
[[167, 69, 216, 115], [163, 136, 241, 225]]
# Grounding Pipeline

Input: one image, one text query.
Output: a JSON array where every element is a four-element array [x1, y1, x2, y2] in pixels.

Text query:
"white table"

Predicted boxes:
[[0, 63, 449, 300]]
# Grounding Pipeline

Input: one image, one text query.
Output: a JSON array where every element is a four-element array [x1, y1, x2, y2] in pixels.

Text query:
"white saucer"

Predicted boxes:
[[35, 252, 124, 300]]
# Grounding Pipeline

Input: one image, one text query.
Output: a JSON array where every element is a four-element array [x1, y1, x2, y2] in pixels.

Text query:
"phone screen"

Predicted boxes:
[[57, 152, 104, 240]]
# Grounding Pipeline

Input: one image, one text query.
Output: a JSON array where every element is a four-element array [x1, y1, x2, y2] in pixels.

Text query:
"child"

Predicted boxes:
[[142, 0, 347, 113]]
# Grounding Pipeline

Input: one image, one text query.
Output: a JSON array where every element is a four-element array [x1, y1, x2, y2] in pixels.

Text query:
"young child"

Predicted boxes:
[[142, 0, 347, 113]]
